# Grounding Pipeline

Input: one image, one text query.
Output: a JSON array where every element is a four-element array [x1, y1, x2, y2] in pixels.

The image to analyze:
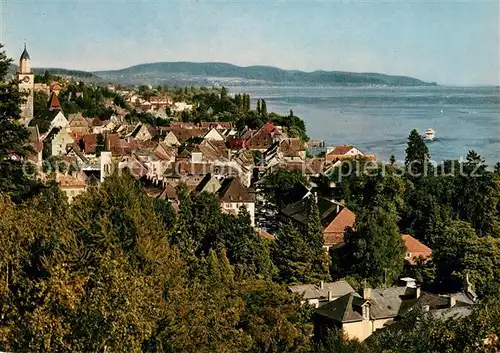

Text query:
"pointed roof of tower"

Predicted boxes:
[[20, 44, 30, 60], [48, 92, 61, 111]]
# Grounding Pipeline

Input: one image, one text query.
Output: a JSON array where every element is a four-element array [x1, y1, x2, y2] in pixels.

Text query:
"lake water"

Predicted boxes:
[[230, 86, 500, 166]]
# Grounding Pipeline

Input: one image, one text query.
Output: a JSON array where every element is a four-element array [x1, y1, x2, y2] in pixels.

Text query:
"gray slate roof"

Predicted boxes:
[[369, 287, 410, 319], [315, 292, 367, 323], [288, 280, 355, 301]]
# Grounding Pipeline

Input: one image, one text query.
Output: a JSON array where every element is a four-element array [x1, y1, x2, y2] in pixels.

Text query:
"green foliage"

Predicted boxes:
[[95, 133, 104, 156], [0, 44, 40, 202], [57, 83, 117, 118], [170, 188, 275, 281], [333, 132, 499, 295], [405, 128, 430, 177], [261, 99, 267, 116], [368, 296, 500, 353], [343, 206, 405, 286], [331, 159, 407, 214], [311, 328, 369, 353], [432, 220, 499, 296], [306, 198, 331, 281], [261, 168, 310, 209], [272, 223, 328, 284], [452, 151, 500, 236], [30, 90, 52, 133]]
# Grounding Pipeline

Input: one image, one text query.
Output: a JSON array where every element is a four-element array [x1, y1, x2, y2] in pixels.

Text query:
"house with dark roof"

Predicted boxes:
[[288, 280, 356, 308], [313, 278, 476, 342], [194, 173, 222, 194], [217, 177, 256, 226]]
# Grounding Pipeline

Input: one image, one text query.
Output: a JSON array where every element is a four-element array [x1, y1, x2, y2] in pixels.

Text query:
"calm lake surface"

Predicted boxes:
[[230, 86, 500, 166]]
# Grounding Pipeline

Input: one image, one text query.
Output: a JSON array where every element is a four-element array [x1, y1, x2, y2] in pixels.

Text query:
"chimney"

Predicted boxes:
[[448, 295, 456, 308], [363, 287, 371, 300], [319, 281, 324, 290], [328, 290, 334, 302]]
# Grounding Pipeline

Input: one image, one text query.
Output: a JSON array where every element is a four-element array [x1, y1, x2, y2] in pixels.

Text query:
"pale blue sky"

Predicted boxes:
[[1, 0, 499, 85]]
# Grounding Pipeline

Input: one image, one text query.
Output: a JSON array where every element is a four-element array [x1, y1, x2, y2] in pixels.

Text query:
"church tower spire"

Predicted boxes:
[[17, 43, 34, 125], [19, 43, 31, 74]]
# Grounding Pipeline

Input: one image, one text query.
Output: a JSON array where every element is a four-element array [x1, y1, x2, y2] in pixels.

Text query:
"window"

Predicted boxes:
[[362, 305, 369, 320]]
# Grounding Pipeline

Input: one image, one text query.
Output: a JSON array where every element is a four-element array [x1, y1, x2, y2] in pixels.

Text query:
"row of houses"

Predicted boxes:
[[25, 81, 471, 345], [288, 276, 477, 342], [29, 91, 381, 238]]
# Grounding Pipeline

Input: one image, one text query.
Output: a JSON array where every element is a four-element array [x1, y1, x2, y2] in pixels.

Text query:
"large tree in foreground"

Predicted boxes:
[[0, 44, 39, 202], [343, 206, 405, 286]]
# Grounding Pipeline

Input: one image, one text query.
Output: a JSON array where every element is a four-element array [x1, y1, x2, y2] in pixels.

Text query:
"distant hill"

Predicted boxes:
[[33, 67, 96, 78], [10, 62, 436, 87], [8, 65, 98, 81], [93, 62, 437, 86]]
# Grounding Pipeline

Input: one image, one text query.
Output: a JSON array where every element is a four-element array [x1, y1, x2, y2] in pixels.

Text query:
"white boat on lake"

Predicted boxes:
[[424, 128, 435, 141]]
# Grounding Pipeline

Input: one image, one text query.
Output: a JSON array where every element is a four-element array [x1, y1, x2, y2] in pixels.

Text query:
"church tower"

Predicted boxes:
[[17, 44, 34, 126]]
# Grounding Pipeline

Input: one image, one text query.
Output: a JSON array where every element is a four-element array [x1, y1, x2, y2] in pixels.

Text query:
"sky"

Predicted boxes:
[[1, 0, 499, 86]]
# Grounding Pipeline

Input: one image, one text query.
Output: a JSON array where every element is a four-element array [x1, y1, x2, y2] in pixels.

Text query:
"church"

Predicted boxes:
[[17, 44, 34, 126]]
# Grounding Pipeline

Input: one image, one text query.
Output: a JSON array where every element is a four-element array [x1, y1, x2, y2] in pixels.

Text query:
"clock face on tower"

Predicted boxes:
[[23, 76, 30, 83]]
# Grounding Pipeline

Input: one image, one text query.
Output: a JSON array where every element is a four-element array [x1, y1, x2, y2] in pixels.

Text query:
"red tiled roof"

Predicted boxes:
[[328, 145, 355, 156], [170, 128, 208, 144], [50, 81, 62, 90], [48, 92, 61, 111], [262, 122, 277, 133], [82, 134, 98, 154], [402, 234, 432, 265], [246, 129, 273, 150], [227, 137, 248, 150], [323, 208, 356, 246], [280, 138, 306, 156]]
